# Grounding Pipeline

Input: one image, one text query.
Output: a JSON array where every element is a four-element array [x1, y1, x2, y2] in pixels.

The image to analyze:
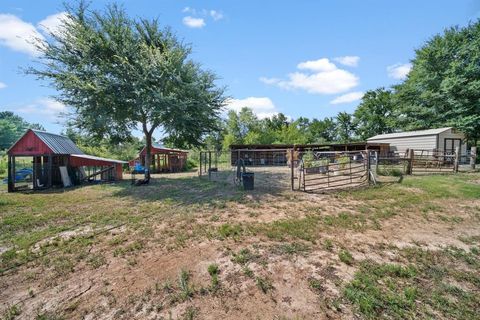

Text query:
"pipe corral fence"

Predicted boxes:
[[198, 146, 477, 193]]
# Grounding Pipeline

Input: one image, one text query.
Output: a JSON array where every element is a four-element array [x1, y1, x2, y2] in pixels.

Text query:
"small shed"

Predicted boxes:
[[367, 127, 467, 155], [134, 143, 188, 173], [7, 129, 126, 192]]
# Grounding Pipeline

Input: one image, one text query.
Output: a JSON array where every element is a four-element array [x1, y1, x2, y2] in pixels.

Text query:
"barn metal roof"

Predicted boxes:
[[70, 154, 127, 164], [367, 127, 452, 141], [32, 130, 85, 154]]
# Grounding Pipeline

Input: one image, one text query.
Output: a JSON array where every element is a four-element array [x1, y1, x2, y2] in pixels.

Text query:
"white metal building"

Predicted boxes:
[[367, 127, 467, 154]]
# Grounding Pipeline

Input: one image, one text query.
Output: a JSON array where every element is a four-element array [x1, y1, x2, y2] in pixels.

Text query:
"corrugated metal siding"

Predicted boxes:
[[368, 127, 451, 140], [33, 130, 84, 155], [369, 135, 437, 152], [437, 129, 467, 154]]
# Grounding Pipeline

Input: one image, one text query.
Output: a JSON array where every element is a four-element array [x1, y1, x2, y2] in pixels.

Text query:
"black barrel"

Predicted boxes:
[[242, 172, 254, 190]]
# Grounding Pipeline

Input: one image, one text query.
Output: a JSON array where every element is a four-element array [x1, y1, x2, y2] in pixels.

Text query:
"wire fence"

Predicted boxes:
[[198, 147, 477, 193]]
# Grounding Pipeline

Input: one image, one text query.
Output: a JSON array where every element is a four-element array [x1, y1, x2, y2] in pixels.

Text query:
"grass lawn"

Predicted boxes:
[[0, 171, 479, 319]]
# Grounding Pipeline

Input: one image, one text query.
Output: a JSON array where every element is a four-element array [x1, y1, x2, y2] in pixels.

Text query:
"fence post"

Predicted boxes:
[[290, 148, 295, 191], [454, 146, 460, 172], [407, 149, 414, 175], [471, 146, 477, 170], [366, 150, 371, 184], [7, 155, 13, 192]]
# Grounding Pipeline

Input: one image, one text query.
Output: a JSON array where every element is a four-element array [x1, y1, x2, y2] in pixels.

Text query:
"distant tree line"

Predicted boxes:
[[210, 20, 480, 150]]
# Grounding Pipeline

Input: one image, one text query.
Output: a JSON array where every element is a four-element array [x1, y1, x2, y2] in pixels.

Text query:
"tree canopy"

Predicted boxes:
[[29, 2, 226, 178], [0, 112, 44, 150], [395, 21, 480, 143]]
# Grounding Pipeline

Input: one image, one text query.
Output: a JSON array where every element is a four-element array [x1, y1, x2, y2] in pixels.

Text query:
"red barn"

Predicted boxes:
[[7, 129, 126, 192], [132, 143, 188, 173]]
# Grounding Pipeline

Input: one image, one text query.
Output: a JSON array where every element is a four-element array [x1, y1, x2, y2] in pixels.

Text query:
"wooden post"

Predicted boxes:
[[47, 154, 52, 188], [290, 148, 295, 191], [208, 151, 212, 180], [7, 155, 13, 192], [470, 146, 477, 170], [407, 149, 414, 175], [454, 146, 460, 173], [366, 150, 371, 184]]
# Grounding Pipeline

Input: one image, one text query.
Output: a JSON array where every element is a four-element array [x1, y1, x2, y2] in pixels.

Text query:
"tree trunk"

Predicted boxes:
[[144, 132, 152, 181]]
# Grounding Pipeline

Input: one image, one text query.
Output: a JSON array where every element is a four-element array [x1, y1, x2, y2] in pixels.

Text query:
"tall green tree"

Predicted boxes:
[[28, 2, 226, 179], [394, 21, 480, 144], [0, 112, 44, 150], [307, 117, 336, 143], [354, 88, 396, 140], [335, 112, 355, 143]]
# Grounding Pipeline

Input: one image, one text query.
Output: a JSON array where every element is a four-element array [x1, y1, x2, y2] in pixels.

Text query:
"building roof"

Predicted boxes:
[[70, 154, 127, 164], [140, 143, 188, 155], [367, 127, 452, 141], [229, 142, 389, 150], [31, 130, 85, 154]]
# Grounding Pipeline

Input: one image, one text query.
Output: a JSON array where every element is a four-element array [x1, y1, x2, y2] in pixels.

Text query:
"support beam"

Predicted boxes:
[[471, 146, 477, 170], [7, 155, 13, 192], [454, 146, 460, 173]]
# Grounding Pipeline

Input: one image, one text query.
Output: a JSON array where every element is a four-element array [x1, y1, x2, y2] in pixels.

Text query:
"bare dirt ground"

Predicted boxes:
[[0, 170, 479, 319]]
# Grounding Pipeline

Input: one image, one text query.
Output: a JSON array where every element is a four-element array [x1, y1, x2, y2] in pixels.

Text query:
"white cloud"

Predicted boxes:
[[182, 7, 194, 13], [210, 10, 224, 21], [225, 97, 279, 119], [297, 58, 337, 72], [262, 58, 359, 95], [259, 77, 281, 85], [286, 70, 358, 94], [330, 91, 364, 104], [37, 12, 68, 36], [334, 56, 360, 67], [0, 82, 6, 89], [0, 13, 44, 56], [182, 16, 206, 28], [16, 98, 66, 119], [387, 63, 412, 80]]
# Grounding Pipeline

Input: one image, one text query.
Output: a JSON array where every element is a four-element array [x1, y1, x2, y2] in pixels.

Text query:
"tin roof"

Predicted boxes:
[[31, 130, 85, 154], [70, 154, 127, 164], [367, 127, 452, 141]]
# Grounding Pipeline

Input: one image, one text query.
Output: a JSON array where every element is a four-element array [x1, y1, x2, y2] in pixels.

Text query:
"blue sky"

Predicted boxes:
[[0, 0, 479, 139]]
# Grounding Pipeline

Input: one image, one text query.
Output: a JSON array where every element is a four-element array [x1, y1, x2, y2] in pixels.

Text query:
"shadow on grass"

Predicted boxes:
[[110, 172, 288, 206]]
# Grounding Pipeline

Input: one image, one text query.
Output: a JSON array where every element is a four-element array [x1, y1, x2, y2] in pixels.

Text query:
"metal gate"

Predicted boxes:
[[292, 150, 371, 192]]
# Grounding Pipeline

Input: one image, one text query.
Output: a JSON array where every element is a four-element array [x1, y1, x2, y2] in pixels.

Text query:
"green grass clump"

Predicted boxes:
[[338, 249, 354, 265], [344, 246, 480, 319], [255, 276, 273, 294], [207, 263, 220, 290], [231, 248, 256, 265]]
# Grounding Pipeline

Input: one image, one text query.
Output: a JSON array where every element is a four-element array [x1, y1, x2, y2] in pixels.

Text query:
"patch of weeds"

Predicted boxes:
[[345, 246, 480, 319], [458, 235, 480, 245], [344, 261, 417, 319], [210, 214, 220, 222], [207, 264, 220, 290], [49, 256, 74, 276], [87, 253, 106, 269], [338, 249, 354, 265], [231, 248, 256, 265], [218, 223, 243, 239], [35, 311, 64, 320], [323, 239, 334, 251], [243, 266, 254, 278], [182, 306, 198, 320], [178, 269, 194, 300], [113, 240, 144, 257], [308, 277, 324, 293], [274, 242, 311, 256], [255, 276, 273, 294], [2, 305, 21, 320]]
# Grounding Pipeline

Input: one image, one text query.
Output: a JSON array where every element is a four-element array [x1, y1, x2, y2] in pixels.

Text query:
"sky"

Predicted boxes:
[[0, 0, 479, 139]]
